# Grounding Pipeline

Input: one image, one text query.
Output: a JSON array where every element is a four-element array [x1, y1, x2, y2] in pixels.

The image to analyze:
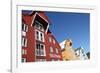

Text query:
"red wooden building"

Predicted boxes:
[[22, 10, 62, 62]]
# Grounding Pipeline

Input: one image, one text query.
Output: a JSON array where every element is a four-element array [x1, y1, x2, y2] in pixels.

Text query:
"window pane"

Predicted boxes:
[[36, 43, 45, 56], [22, 24, 24, 31], [22, 24, 28, 32], [53, 39, 55, 44], [40, 33, 43, 41], [22, 37, 27, 47], [36, 31, 39, 40], [50, 47, 53, 53], [49, 37, 52, 42], [56, 48, 59, 53], [35, 20, 43, 31]]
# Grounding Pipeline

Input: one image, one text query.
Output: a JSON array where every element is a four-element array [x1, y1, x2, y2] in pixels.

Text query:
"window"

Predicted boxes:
[[36, 31, 39, 40], [22, 23, 28, 32], [55, 48, 59, 53], [22, 49, 27, 55], [35, 30, 44, 42], [81, 49, 84, 54], [75, 51, 80, 56], [53, 39, 55, 44], [36, 43, 45, 56], [22, 37, 27, 47], [49, 37, 52, 42], [50, 47, 53, 53], [40, 33, 43, 41], [22, 58, 26, 62], [34, 20, 44, 31]]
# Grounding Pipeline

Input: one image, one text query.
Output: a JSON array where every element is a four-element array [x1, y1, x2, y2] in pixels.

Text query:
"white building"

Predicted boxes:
[[60, 40, 66, 49], [75, 47, 88, 60]]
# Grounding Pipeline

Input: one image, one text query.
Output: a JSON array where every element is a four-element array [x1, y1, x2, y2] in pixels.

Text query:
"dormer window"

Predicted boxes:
[[33, 14, 49, 33], [34, 20, 44, 31], [55, 48, 59, 53]]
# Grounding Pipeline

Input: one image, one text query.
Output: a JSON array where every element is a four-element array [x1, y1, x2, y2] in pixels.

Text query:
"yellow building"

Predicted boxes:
[[61, 39, 78, 61]]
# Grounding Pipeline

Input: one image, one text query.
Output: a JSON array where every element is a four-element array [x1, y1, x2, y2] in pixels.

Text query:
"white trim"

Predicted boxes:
[[31, 12, 49, 27], [35, 20, 44, 31], [36, 12, 49, 24], [53, 39, 55, 44], [22, 37, 27, 47], [31, 12, 49, 32], [49, 37, 52, 43], [35, 29, 44, 42], [31, 13, 37, 27], [46, 23, 49, 33], [55, 48, 59, 54], [22, 23, 28, 32], [35, 43, 46, 56], [22, 31, 26, 36], [50, 47, 53, 53], [22, 49, 27, 55]]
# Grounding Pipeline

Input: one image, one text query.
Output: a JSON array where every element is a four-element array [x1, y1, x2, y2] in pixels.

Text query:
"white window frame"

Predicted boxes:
[[22, 31, 26, 36], [53, 39, 55, 44], [22, 23, 28, 32], [49, 37, 52, 43], [55, 48, 59, 53], [22, 37, 27, 47], [35, 43, 46, 56], [50, 47, 53, 53], [34, 20, 44, 31], [35, 29, 44, 42]]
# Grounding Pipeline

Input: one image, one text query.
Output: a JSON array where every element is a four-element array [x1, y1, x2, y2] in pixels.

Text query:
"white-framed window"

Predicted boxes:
[[55, 48, 59, 53], [49, 37, 52, 42], [22, 23, 28, 32], [36, 31, 39, 40], [22, 37, 27, 47], [53, 39, 55, 44], [35, 29, 44, 42], [35, 59, 46, 62], [34, 20, 44, 31], [50, 47, 53, 53], [36, 43, 45, 56], [22, 49, 27, 55], [75, 51, 79, 56], [22, 58, 26, 62]]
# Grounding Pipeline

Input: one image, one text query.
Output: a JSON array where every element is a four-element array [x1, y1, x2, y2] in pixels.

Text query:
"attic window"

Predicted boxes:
[[34, 20, 44, 31], [33, 14, 49, 31]]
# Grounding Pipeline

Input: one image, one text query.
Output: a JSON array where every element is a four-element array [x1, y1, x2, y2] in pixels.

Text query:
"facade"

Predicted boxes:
[[22, 11, 62, 62], [75, 47, 88, 60], [60, 39, 78, 61]]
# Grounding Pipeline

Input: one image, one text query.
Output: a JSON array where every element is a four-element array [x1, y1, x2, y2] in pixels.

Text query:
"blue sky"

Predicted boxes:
[[45, 11, 90, 53]]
